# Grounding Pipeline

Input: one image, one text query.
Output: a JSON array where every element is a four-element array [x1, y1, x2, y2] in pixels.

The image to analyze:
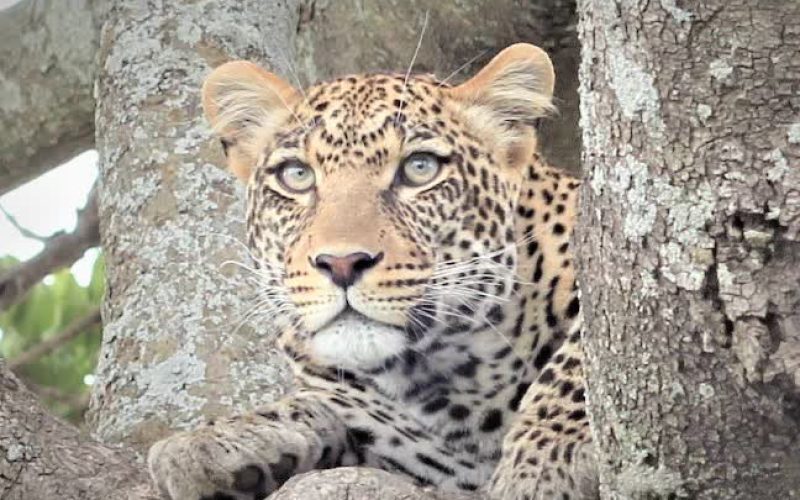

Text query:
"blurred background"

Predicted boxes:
[[0, 152, 101, 422]]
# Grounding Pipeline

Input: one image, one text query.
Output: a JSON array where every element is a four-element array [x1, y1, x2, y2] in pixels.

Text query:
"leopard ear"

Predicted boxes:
[[448, 43, 555, 128], [202, 61, 300, 182]]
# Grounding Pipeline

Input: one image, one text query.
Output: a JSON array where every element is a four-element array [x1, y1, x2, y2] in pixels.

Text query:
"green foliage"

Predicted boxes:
[[0, 253, 104, 422]]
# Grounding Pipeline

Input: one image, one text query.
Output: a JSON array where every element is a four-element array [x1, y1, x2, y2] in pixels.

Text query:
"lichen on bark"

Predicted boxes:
[[577, 0, 800, 498], [0, 0, 103, 195], [89, 0, 302, 449]]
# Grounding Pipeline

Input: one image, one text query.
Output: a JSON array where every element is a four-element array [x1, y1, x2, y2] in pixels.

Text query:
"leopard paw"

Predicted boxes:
[[147, 423, 308, 500]]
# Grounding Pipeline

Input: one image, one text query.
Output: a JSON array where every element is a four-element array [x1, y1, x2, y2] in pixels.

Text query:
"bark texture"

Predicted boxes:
[[0, 360, 158, 500], [0, 0, 102, 195], [577, 1, 800, 498], [88, 0, 300, 448], [270, 468, 481, 500], [295, 0, 581, 172]]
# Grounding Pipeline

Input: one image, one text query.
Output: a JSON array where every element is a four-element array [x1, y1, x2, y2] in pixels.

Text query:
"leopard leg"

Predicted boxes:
[[148, 389, 347, 500], [488, 323, 598, 500], [149, 380, 486, 499]]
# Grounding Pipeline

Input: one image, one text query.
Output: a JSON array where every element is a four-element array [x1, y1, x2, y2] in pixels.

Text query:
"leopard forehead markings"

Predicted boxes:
[[243, 72, 531, 372]]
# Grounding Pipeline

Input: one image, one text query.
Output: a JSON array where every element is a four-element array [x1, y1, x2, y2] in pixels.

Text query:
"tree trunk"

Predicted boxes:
[[576, 1, 800, 498], [0, 0, 103, 195], [87, 0, 302, 449]]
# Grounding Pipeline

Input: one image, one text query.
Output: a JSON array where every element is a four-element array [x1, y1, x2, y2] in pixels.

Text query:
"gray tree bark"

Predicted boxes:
[[0, 0, 103, 195], [270, 468, 480, 500], [88, 0, 299, 448], [576, 1, 800, 498], [0, 359, 157, 500]]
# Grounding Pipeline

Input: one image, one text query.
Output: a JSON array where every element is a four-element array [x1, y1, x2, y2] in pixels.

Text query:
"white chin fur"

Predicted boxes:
[[308, 310, 407, 370]]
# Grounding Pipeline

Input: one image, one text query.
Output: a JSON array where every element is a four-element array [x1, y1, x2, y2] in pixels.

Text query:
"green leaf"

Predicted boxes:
[[0, 251, 104, 423]]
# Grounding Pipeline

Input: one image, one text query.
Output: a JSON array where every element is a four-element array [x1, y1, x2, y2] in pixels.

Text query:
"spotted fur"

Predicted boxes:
[[148, 44, 597, 500]]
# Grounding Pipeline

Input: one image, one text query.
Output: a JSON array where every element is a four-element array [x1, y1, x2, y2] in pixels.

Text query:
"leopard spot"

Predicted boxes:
[[269, 453, 298, 488], [233, 464, 266, 495]]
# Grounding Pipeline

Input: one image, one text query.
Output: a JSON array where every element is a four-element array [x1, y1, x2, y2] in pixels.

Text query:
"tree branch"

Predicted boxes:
[[8, 307, 101, 370], [0, 359, 158, 500], [0, 189, 99, 312], [0, 205, 49, 242], [0, 0, 105, 195], [271, 468, 484, 500]]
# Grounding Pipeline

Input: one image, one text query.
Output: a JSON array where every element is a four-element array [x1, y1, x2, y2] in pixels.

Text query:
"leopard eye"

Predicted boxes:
[[277, 161, 315, 193], [399, 153, 442, 187]]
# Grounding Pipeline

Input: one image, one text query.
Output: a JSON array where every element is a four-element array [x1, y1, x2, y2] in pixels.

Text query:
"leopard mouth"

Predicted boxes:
[[319, 307, 403, 336], [308, 308, 407, 370]]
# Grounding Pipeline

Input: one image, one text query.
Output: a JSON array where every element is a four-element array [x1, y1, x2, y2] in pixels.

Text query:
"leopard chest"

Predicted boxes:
[[366, 293, 552, 453]]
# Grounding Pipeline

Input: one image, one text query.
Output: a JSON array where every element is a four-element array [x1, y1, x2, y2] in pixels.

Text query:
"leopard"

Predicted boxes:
[[148, 43, 598, 500]]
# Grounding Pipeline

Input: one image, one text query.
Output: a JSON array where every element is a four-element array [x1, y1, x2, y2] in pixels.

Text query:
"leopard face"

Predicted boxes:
[[202, 45, 555, 372]]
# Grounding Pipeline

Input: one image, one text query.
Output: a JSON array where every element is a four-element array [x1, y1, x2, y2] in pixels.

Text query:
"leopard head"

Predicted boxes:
[[202, 44, 554, 371]]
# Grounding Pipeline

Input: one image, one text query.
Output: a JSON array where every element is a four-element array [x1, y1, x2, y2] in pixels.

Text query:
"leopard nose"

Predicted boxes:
[[312, 251, 384, 288]]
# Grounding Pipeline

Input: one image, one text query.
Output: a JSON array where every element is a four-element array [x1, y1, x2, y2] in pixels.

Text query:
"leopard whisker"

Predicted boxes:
[[437, 50, 489, 88], [433, 230, 538, 272], [403, 303, 451, 331], [439, 295, 517, 351], [395, 9, 429, 126], [233, 295, 290, 336], [274, 46, 311, 109], [423, 283, 511, 303], [220, 259, 286, 280]]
